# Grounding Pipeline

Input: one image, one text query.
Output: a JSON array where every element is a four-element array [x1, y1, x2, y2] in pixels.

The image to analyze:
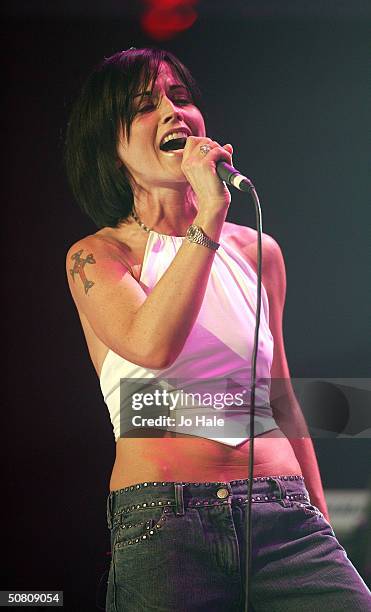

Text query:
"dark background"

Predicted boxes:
[[2, 1, 370, 610]]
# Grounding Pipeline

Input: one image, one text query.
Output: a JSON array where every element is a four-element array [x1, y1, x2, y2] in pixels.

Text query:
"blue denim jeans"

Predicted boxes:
[[105, 476, 371, 611]]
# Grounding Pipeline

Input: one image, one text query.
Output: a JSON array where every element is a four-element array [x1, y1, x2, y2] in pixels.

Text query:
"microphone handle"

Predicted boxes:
[[216, 161, 253, 193]]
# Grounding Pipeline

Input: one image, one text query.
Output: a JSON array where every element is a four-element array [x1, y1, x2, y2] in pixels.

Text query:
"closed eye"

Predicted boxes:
[[137, 104, 156, 113], [137, 98, 192, 113]]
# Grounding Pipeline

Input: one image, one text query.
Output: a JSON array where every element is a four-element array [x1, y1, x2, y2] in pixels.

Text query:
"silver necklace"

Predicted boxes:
[[131, 208, 151, 233], [130, 208, 188, 239]]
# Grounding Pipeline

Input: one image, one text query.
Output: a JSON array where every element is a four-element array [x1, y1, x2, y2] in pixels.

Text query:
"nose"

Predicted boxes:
[[159, 94, 184, 125]]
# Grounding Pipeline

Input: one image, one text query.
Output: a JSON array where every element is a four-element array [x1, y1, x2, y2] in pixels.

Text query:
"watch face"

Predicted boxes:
[[188, 225, 198, 238]]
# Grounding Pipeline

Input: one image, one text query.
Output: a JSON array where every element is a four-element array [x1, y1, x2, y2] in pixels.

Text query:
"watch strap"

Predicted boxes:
[[185, 224, 220, 251]]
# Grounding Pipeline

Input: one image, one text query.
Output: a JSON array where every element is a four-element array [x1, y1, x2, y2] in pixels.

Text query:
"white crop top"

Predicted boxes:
[[100, 228, 280, 447]]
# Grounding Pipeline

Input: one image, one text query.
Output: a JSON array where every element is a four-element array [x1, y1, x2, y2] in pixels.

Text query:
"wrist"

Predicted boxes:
[[192, 209, 227, 242], [196, 199, 229, 217]]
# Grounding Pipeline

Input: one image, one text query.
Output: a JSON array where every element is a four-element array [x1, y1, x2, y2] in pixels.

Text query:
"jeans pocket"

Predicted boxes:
[[289, 500, 324, 518], [112, 506, 167, 550]]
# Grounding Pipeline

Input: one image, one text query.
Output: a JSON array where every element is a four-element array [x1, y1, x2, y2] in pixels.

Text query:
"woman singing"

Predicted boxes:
[[65, 47, 371, 611]]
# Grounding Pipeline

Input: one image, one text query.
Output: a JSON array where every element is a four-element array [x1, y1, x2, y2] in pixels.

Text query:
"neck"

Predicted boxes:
[[129, 184, 198, 236]]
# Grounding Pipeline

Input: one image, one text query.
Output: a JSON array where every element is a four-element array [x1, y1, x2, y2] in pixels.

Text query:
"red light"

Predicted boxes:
[[141, 0, 198, 41]]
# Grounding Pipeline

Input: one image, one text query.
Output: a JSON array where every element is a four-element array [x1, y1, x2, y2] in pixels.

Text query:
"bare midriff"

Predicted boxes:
[[109, 428, 303, 491]]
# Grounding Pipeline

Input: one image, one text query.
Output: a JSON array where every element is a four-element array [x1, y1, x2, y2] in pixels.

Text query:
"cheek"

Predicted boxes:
[[120, 124, 157, 160], [190, 109, 206, 136], [117, 142, 156, 175]]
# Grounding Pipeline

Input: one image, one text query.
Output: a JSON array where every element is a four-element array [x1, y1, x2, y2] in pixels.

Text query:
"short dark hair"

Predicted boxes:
[[65, 47, 205, 229]]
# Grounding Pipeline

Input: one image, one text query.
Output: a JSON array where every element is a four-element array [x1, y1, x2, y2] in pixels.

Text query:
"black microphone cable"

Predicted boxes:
[[244, 182, 263, 612], [216, 161, 263, 612]]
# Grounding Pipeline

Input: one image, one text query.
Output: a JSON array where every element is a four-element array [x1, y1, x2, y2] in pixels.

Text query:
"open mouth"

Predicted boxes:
[[159, 137, 187, 152]]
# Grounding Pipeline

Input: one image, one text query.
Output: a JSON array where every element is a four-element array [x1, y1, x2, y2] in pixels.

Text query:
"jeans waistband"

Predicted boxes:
[[106, 475, 309, 529]]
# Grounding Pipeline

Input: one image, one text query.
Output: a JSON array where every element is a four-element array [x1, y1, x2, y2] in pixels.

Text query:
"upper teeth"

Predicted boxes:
[[161, 131, 189, 146]]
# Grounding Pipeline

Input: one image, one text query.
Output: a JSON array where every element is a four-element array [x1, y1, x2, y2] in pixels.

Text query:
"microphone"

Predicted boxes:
[[216, 160, 254, 193], [170, 139, 253, 192]]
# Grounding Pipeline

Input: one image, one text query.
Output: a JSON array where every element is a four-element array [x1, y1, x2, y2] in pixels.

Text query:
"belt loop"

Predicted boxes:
[[272, 477, 291, 507], [174, 484, 185, 516], [106, 493, 113, 529]]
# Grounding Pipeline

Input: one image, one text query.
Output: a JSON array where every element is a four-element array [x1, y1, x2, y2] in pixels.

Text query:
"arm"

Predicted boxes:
[[261, 236, 330, 522], [66, 207, 229, 370]]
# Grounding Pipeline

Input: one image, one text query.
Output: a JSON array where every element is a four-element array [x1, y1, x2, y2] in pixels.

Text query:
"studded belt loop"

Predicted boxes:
[[174, 483, 185, 516], [273, 477, 291, 507]]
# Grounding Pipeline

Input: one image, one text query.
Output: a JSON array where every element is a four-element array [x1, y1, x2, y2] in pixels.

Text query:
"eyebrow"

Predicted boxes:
[[133, 84, 189, 99]]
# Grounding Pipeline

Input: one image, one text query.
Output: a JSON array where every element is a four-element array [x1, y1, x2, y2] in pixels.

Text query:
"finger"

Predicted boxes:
[[205, 143, 233, 164], [223, 144, 233, 154], [185, 136, 214, 151]]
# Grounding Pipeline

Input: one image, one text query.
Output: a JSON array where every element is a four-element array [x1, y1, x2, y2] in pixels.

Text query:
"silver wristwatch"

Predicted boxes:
[[185, 224, 220, 251]]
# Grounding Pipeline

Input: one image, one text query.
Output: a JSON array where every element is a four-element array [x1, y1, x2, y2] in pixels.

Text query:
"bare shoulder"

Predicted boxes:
[[66, 229, 131, 264], [221, 221, 284, 277], [221, 221, 287, 325], [66, 233, 98, 269], [66, 230, 134, 290]]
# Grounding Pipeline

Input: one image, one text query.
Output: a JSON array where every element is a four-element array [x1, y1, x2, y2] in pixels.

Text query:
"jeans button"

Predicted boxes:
[[216, 487, 229, 499]]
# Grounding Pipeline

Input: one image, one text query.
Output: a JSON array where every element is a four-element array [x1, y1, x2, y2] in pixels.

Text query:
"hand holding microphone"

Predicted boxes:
[[180, 137, 234, 212]]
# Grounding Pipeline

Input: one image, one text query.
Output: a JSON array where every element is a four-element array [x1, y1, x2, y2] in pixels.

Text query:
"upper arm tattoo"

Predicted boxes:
[[69, 249, 96, 295]]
